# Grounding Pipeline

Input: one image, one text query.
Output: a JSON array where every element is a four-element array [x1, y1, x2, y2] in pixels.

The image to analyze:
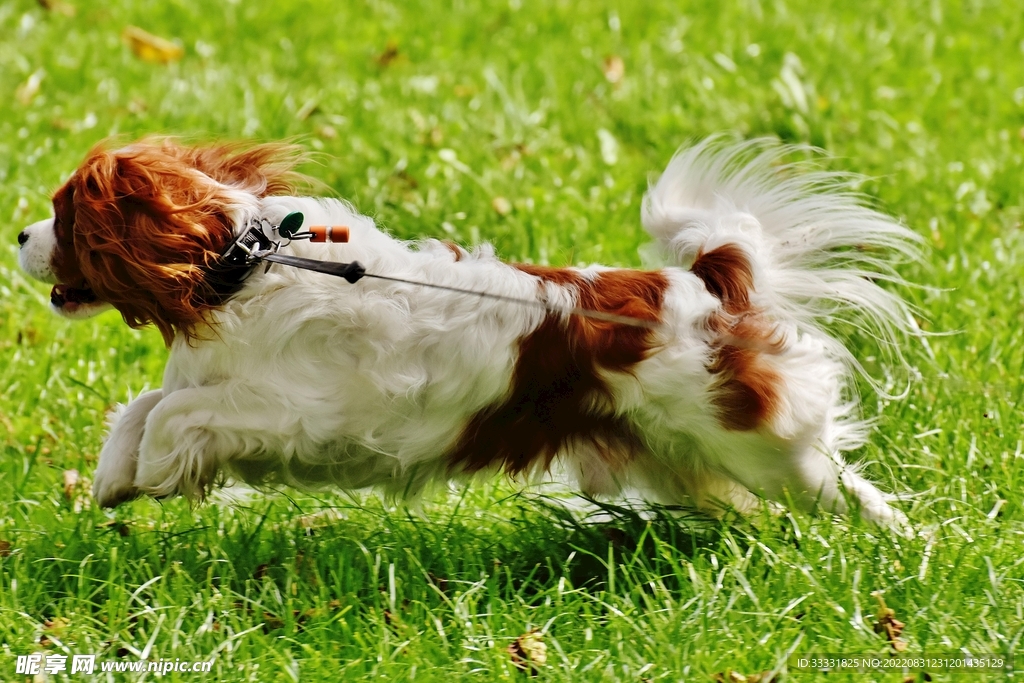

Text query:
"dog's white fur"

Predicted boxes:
[[19, 138, 918, 525]]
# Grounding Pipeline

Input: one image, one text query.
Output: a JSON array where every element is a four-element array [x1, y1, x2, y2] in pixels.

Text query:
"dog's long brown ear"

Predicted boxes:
[[50, 180, 82, 286], [66, 140, 306, 345]]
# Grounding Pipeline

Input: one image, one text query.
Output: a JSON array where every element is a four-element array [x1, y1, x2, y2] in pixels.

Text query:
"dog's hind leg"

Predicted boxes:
[[703, 428, 905, 528], [92, 389, 163, 507]]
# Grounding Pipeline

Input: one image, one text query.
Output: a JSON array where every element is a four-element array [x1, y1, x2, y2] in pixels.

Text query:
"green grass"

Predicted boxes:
[[2, 0, 1023, 680]]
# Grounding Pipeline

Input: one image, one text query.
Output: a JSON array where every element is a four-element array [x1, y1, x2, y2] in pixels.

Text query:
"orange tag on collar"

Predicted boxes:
[[308, 225, 350, 243]]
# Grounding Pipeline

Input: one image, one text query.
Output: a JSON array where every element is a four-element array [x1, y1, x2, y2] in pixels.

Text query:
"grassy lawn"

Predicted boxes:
[[2, 0, 1023, 680]]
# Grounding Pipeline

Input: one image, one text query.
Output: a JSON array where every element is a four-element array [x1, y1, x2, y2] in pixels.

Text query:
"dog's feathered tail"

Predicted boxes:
[[642, 136, 921, 378]]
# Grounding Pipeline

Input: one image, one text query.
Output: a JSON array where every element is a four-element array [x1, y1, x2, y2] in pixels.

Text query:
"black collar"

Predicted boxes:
[[201, 219, 277, 304]]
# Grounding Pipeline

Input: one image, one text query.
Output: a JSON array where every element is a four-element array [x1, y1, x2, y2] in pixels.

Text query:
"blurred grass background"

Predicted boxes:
[[1, 0, 1023, 680]]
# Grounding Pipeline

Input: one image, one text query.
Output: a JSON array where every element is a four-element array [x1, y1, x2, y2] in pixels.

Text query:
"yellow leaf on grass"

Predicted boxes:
[[123, 26, 184, 64], [872, 591, 908, 652], [509, 630, 547, 674], [44, 617, 70, 634], [602, 54, 625, 84], [375, 40, 400, 67]]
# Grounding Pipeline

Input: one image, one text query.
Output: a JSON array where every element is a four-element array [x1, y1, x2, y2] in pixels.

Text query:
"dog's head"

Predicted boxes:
[[17, 138, 304, 344]]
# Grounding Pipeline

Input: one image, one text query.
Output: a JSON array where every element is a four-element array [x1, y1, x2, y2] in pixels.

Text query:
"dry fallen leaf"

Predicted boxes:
[[376, 40, 400, 67], [123, 26, 184, 64], [509, 630, 547, 675], [872, 591, 908, 652], [44, 617, 70, 634], [62, 469, 80, 500], [61, 469, 92, 512], [0, 540, 11, 557], [602, 55, 625, 84], [42, 616, 70, 644]]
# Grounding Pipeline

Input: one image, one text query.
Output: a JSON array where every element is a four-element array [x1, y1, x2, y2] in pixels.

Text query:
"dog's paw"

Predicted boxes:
[[888, 508, 915, 539], [92, 409, 142, 505], [93, 405, 142, 507], [91, 390, 165, 507], [858, 499, 914, 537], [92, 462, 140, 508]]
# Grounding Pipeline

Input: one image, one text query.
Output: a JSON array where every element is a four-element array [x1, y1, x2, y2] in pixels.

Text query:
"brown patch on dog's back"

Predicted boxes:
[[693, 246, 783, 432], [447, 265, 669, 477]]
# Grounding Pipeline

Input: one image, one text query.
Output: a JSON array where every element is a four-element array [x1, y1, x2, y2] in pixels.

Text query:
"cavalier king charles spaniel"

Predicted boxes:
[[17, 136, 918, 526]]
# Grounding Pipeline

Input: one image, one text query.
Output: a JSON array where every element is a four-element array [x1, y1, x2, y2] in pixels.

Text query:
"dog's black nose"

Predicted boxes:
[[17, 231, 28, 246]]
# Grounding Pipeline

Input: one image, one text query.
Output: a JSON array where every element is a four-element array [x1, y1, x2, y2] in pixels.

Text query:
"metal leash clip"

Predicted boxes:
[[220, 219, 277, 276], [221, 211, 313, 275]]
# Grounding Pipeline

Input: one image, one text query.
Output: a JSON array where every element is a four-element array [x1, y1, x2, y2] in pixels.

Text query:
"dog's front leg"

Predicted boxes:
[[93, 389, 164, 508], [133, 386, 264, 500]]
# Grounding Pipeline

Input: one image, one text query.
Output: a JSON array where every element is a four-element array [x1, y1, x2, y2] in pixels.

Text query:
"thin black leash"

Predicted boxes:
[[262, 253, 663, 331], [219, 212, 664, 332]]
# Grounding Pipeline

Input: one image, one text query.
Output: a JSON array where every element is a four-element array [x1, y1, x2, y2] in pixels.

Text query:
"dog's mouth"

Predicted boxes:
[[50, 282, 99, 312]]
